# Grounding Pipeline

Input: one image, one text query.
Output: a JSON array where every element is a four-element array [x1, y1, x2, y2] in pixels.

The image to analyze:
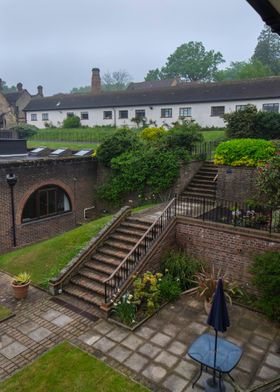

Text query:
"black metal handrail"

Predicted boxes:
[[190, 140, 223, 160], [104, 198, 176, 303], [176, 195, 280, 234]]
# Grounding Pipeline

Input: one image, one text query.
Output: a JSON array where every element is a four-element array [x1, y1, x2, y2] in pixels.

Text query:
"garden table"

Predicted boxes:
[[187, 333, 242, 391]]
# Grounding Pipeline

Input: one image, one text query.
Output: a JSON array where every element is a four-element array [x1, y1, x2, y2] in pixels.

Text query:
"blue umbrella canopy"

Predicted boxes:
[[207, 278, 230, 333]]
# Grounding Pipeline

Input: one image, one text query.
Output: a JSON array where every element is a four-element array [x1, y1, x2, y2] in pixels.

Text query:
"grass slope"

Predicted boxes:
[[0, 204, 157, 288], [200, 130, 226, 141], [30, 126, 118, 142], [0, 342, 149, 392]]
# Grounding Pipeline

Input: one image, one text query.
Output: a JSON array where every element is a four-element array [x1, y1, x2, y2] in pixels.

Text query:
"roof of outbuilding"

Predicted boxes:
[[4, 92, 22, 105], [127, 79, 179, 90], [24, 77, 280, 112]]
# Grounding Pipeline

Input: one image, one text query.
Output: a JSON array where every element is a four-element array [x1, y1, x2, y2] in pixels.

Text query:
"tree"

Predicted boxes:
[[71, 86, 91, 94], [252, 25, 280, 75], [144, 68, 163, 81], [1, 80, 17, 93], [214, 60, 272, 81], [102, 70, 132, 91], [144, 41, 224, 82]]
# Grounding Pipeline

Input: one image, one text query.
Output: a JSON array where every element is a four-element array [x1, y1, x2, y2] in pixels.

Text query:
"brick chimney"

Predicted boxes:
[[91, 68, 101, 94], [37, 85, 44, 97], [0, 79, 3, 92], [17, 82, 23, 92]]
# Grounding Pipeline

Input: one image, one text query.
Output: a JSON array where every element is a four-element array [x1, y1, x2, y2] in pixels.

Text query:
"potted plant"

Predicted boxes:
[[11, 272, 31, 300], [193, 266, 241, 313]]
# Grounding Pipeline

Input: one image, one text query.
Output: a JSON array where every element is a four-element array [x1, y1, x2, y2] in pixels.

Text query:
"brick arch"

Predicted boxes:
[[16, 179, 75, 225]]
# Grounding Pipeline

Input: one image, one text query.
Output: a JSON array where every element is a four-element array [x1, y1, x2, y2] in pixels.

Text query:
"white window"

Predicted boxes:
[[179, 107, 192, 118], [161, 108, 172, 118], [262, 103, 279, 113], [211, 106, 225, 117], [42, 113, 48, 121], [80, 112, 89, 120], [31, 114, 37, 121], [235, 105, 247, 111], [119, 110, 128, 119], [104, 111, 112, 120], [135, 109, 146, 119]]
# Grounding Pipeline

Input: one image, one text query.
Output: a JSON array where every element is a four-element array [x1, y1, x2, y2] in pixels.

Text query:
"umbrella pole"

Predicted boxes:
[[213, 329, 218, 385]]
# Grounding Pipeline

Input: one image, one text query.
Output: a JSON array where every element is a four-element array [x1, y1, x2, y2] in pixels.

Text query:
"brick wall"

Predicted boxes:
[[176, 217, 280, 288], [0, 157, 97, 254], [216, 166, 258, 202]]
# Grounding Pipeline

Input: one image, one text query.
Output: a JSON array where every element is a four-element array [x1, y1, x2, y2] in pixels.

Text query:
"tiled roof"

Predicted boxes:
[[127, 79, 178, 90], [24, 77, 280, 112], [4, 92, 22, 105]]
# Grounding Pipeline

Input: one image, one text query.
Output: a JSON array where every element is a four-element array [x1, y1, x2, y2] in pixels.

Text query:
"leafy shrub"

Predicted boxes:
[[140, 127, 166, 141], [164, 121, 203, 151], [113, 293, 136, 326], [256, 153, 280, 206], [96, 129, 141, 166], [251, 251, 280, 321], [12, 123, 38, 139], [224, 104, 280, 139], [159, 275, 181, 302], [99, 147, 181, 202], [214, 139, 275, 167], [62, 115, 81, 128], [162, 250, 202, 291], [133, 272, 162, 315]]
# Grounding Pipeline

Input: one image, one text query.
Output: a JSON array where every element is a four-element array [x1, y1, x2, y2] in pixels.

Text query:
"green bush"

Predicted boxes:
[[113, 293, 136, 326], [162, 250, 202, 291], [99, 147, 181, 202], [62, 115, 81, 128], [96, 129, 141, 166], [159, 275, 181, 302], [164, 121, 203, 151], [251, 251, 280, 321], [224, 104, 280, 139], [214, 138, 275, 167], [12, 123, 38, 139], [256, 153, 280, 206]]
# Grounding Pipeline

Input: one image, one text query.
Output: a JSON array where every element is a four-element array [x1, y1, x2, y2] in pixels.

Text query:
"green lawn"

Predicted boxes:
[[0, 204, 157, 288], [0, 342, 149, 392], [0, 304, 12, 321], [200, 129, 226, 141], [27, 141, 98, 151], [30, 126, 118, 143]]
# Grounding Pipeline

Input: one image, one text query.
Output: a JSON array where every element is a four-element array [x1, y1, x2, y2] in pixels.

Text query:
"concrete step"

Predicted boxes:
[[181, 192, 216, 200], [85, 260, 116, 275], [186, 187, 216, 195], [190, 179, 217, 187], [110, 233, 140, 245], [78, 268, 107, 283], [98, 245, 129, 259], [63, 284, 103, 306], [71, 275, 105, 296], [126, 217, 152, 228], [105, 239, 134, 252], [120, 221, 150, 233], [116, 227, 146, 238], [91, 253, 121, 267]]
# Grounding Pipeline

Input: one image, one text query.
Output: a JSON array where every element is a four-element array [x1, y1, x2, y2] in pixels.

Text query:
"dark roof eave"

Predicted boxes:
[[23, 95, 280, 112], [247, 0, 280, 34]]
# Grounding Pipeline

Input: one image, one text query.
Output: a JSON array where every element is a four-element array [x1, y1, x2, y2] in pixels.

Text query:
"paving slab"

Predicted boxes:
[[168, 340, 188, 356], [92, 320, 115, 335], [27, 327, 52, 342], [264, 352, 280, 369], [51, 314, 73, 327], [163, 373, 189, 392], [151, 332, 173, 347], [106, 327, 130, 343], [79, 331, 102, 346], [155, 350, 179, 367], [174, 359, 198, 380], [122, 334, 144, 350], [109, 345, 132, 362], [135, 326, 156, 339], [142, 363, 167, 383], [0, 342, 28, 359], [124, 352, 149, 372], [93, 337, 116, 353], [138, 343, 162, 359], [0, 335, 14, 349], [17, 320, 39, 334], [41, 309, 62, 321]]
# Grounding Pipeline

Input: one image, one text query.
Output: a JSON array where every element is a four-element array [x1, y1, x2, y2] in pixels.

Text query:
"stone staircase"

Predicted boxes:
[[63, 216, 152, 309], [181, 161, 218, 200]]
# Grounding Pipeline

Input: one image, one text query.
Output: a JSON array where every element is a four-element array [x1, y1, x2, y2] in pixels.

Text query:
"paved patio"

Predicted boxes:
[[0, 271, 280, 391]]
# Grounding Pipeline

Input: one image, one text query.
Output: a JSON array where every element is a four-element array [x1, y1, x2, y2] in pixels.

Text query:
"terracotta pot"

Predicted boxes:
[[12, 281, 30, 300]]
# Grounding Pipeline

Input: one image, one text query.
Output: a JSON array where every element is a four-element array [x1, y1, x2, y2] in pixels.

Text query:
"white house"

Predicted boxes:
[[24, 69, 280, 129]]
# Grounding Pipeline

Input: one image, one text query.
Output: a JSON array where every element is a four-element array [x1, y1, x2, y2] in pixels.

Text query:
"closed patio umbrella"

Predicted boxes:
[[206, 278, 230, 390]]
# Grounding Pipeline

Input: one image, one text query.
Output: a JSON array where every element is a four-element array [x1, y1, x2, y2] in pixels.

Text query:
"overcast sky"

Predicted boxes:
[[1, 0, 263, 95]]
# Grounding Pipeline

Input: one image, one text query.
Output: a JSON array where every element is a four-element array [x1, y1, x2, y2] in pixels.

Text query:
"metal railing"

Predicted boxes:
[[176, 195, 280, 234], [104, 198, 176, 303], [190, 140, 223, 160]]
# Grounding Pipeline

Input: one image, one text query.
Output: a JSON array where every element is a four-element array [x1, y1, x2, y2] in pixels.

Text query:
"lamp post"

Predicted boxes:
[[6, 173, 17, 247]]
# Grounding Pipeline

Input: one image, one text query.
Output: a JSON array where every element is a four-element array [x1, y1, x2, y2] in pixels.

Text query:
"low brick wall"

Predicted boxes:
[[175, 217, 280, 288], [216, 166, 258, 203]]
